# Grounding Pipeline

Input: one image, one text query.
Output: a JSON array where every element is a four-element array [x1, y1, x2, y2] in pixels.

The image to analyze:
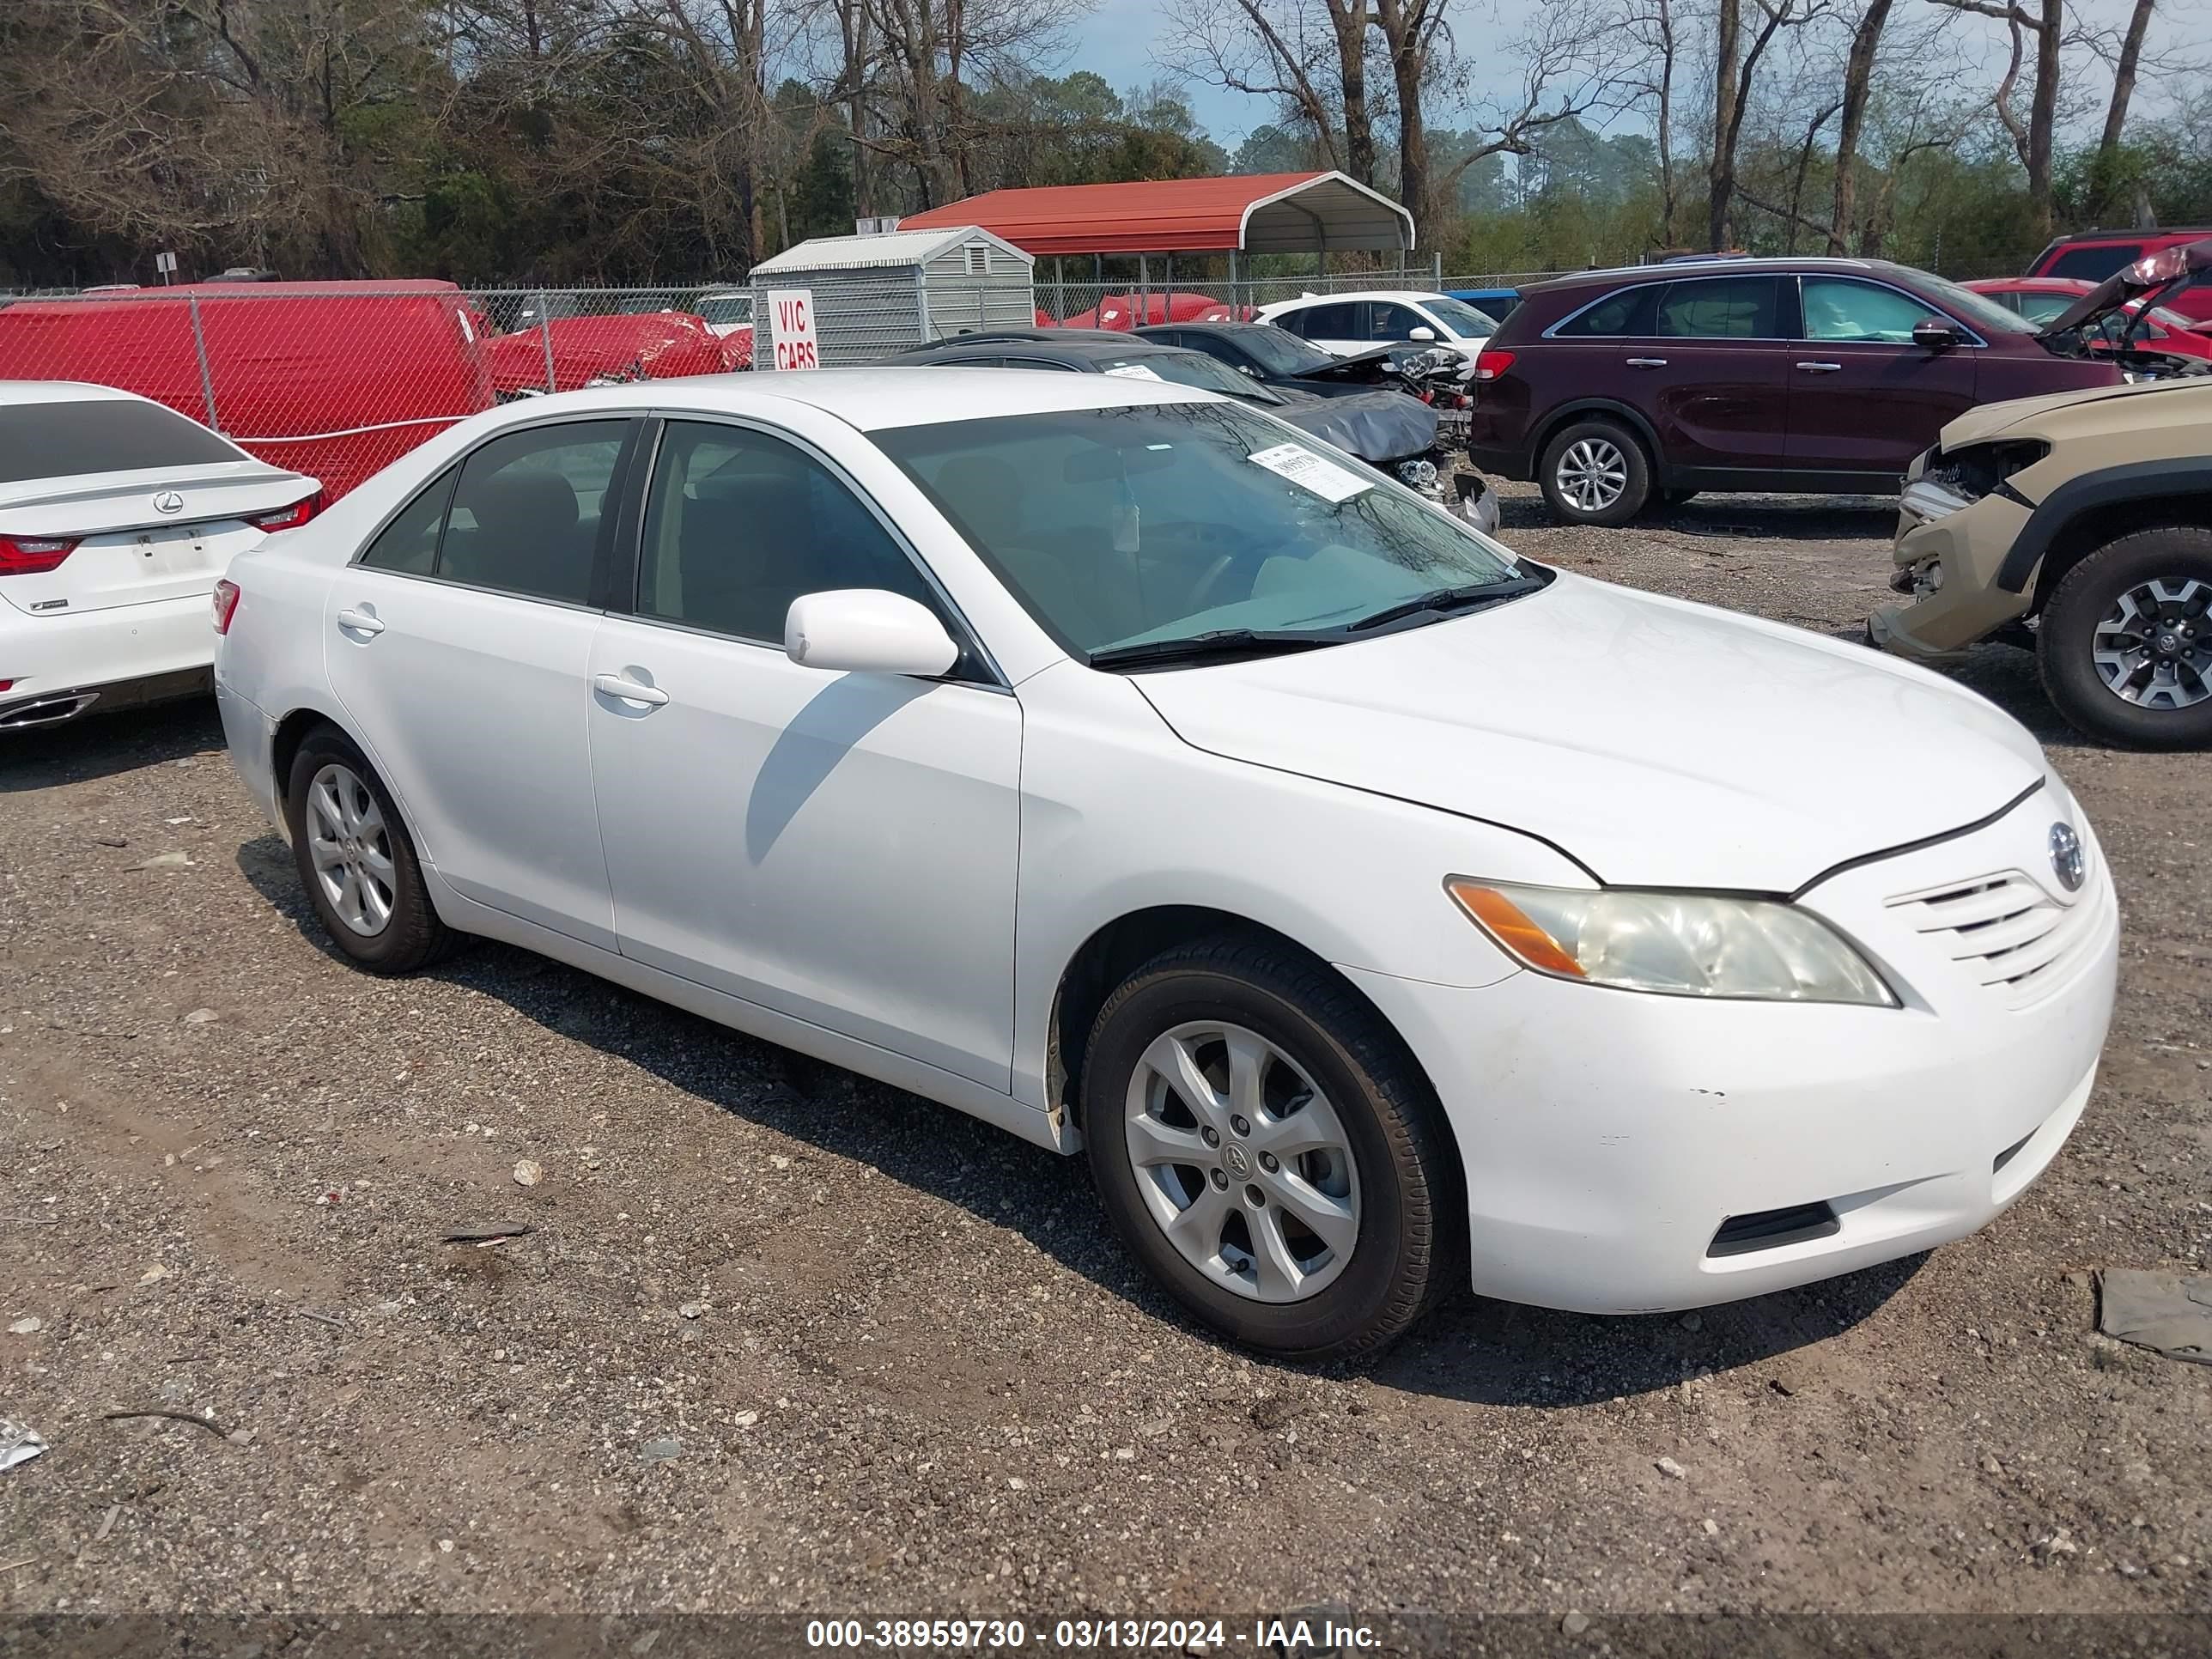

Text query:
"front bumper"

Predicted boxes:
[[1344, 790, 2118, 1314], [1868, 475, 2038, 663], [0, 592, 216, 729]]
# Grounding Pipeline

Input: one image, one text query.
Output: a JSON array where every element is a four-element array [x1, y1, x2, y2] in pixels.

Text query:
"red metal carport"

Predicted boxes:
[[897, 172, 1416, 258]]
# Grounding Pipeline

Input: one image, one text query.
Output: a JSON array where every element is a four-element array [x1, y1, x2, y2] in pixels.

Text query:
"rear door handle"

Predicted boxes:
[[1625, 357, 1668, 368], [592, 672, 669, 708], [1796, 361, 1844, 373], [335, 606, 385, 637]]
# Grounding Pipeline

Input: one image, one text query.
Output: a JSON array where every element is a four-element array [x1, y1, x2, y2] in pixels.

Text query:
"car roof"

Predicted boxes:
[[917, 337, 1189, 366], [1523, 256, 1907, 293], [475, 367, 1220, 432], [2045, 227, 2212, 243], [1136, 320, 1273, 337], [1266, 289, 1446, 307], [913, 326, 1129, 348], [1966, 276, 2090, 292], [0, 379, 154, 408]]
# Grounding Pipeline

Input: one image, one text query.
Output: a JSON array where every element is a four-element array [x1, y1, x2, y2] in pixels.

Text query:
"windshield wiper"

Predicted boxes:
[[1087, 629, 1337, 669], [1345, 574, 1546, 633]]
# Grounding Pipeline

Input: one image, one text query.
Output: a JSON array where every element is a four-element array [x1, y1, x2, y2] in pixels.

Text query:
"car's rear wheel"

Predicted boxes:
[[1539, 419, 1651, 526], [285, 726, 455, 972], [1081, 935, 1462, 1361], [2038, 527, 2212, 749]]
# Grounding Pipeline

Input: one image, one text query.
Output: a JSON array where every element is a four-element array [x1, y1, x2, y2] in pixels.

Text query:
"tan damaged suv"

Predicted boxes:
[[1869, 240, 2212, 747]]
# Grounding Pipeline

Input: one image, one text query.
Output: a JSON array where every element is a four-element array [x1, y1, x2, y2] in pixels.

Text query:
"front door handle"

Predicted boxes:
[[592, 672, 669, 708], [1796, 361, 1844, 373], [1625, 356, 1668, 368], [335, 605, 386, 637]]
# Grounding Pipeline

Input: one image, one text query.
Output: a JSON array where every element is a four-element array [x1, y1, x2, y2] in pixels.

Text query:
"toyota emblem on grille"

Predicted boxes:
[[151, 489, 185, 515], [2049, 822, 2085, 892]]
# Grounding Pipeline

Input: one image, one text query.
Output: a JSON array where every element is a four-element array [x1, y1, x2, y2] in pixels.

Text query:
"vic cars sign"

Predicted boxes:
[[769, 289, 818, 370]]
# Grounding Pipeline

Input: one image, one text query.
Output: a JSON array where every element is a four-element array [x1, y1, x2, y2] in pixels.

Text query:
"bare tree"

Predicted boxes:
[[1708, 0, 1831, 249], [1826, 0, 1893, 251], [1623, 0, 1685, 244], [1929, 0, 2061, 235], [1167, 0, 1377, 184]]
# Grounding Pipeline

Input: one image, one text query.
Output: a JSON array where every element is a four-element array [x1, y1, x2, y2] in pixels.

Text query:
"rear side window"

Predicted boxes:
[[2046, 244, 2141, 282], [0, 398, 239, 483], [1551, 285, 1660, 337], [441, 421, 630, 605], [1654, 276, 1779, 338]]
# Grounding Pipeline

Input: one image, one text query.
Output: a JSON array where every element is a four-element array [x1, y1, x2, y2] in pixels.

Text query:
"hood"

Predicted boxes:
[[1292, 345, 1401, 384], [1938, 374, 2212, 447], [1272, 391, 1439, 465], [1131, 572, 2047, 892], [2042, 236, 2212, 337]]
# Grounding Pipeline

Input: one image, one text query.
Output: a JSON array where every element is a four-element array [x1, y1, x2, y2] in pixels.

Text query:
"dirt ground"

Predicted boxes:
[[0, 485, 2206, 1644]]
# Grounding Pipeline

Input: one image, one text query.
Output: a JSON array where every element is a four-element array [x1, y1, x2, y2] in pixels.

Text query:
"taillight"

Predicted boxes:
[[247, 492, 323, 533], [1473, 349, 1516, 382], [0, 534, 82, 575], [212, 579, 242, 635]]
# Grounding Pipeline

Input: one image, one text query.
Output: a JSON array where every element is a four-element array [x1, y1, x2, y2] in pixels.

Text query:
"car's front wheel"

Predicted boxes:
[[2039, 526, 2212, 748], [284, 725, 455, 972], [1082, 936, 1462, 1361], [1539, 418, 1652, 526]]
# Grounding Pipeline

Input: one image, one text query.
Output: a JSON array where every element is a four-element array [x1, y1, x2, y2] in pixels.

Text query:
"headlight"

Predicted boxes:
[[1445, 879, 1899, 1006], [1924, 440, 2049, 504]]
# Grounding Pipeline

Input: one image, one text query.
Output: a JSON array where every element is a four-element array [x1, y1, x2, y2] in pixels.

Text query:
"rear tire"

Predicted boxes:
[[284, 726, 456, 973], [2037, 527, 2212, 749], [1539, 418, 1652, 526], [1081, 935, 1463, 1362]]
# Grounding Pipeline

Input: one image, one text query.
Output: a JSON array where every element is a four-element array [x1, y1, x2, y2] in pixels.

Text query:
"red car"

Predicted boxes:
[[1965, 276, 2212, 362], [484, 311, 750, 398], [0, 280, 494, 500], [1056, 291, 1252, 330], [2027, 228, 2212, 321]]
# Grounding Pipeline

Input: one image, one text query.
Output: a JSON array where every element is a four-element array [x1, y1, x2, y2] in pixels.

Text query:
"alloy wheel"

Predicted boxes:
[[1123, 1020, 1361, 1304], [1557, 438, 1629, 514], [305, 762, 398, 936], [2092, 576, 2211, 710]]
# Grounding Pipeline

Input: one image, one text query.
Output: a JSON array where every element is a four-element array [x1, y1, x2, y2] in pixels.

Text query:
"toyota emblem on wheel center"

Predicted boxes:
[[2049, 822, 2086, 892], [1222, 1144, 1252, 1180], [151, 489, 185, 514]]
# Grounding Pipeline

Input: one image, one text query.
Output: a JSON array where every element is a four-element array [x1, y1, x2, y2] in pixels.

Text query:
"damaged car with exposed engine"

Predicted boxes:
[[1868, 246, 2212, 747], [889, 331, 1498, 534]]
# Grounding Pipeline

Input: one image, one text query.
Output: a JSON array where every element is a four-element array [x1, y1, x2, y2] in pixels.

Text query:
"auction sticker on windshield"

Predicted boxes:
[[1102, 362, 1163, 380], [1249, 441, 1371, 503]]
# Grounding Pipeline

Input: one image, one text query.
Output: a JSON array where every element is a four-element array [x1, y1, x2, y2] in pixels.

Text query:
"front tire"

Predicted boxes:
[[284, 726, 455, 973], [1539, 418, 1651, 526], [1081, 936, 1462, 1361], [2038, 527, 2212, 749]]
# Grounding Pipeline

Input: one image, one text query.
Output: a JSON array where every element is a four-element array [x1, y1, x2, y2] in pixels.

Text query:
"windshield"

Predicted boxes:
[[1422, 296, 1500, 337], [1233, 328, 1339, 375], [699, 295, 752, 326], [872, 402, 1524, 660], [1109, 351, 1285, 405], [2010, 289, 2080, 325], [1921, 275, 2039, 335]]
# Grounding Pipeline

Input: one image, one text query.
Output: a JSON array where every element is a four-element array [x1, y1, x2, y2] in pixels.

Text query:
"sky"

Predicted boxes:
[[1065, 0, 1258, 149]]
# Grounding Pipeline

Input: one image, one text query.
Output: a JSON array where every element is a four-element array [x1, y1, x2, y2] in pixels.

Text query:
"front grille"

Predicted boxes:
[[1886, 861, 2101, 1010], [1707, 1202, 1841, 1258]]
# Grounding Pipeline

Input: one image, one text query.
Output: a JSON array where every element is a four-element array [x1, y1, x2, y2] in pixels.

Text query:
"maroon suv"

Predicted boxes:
[[1464, 258, 2123, 526]]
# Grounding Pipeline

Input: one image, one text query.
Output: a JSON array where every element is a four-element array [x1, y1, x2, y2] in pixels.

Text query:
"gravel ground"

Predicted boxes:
[[0, 485, 2207, 1640]]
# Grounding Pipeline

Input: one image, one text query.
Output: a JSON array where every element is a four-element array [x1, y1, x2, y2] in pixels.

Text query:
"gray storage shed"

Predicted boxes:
[[750, 227, 1036, 368]]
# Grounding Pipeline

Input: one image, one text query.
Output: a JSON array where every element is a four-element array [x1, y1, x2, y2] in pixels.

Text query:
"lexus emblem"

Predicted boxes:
[[151, 489, 185, 515], [2048, 822, 2085, 893]]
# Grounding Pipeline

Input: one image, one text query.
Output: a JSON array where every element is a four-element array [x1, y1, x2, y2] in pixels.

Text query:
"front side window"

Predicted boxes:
[[1368, 302, 1425, 341], [1285, 302, 1359, 338], [636, 419, 937, 645], [1655, 276, 1779, 338], [699, 295, 754, 327], [875, 402, 1524, 660], [438, 421, 630, 605], [1800, 277, 1942, 344]]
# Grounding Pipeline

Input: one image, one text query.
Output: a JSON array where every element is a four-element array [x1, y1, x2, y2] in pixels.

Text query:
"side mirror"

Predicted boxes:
[[1407, 325, 1437, 343], [784, 590, 958, 678], [1912, 319, 1960, 352]]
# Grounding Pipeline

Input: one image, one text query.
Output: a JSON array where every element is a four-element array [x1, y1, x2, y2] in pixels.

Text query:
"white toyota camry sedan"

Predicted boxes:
[[214, 369, 2118, 1359]]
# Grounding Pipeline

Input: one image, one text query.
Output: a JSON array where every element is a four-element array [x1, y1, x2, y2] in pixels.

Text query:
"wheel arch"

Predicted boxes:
[[2002, 463, 2212, 611], [1527, 398, 1662, 477], [1045, 905, 1453, 1152], [271, 702, 352, 801]]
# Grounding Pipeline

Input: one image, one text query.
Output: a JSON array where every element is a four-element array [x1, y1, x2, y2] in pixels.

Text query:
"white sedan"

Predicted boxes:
[[214, 369, 2117, 1358], [1, 380, 319, 729], [1255, 290, 1498, 363]]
